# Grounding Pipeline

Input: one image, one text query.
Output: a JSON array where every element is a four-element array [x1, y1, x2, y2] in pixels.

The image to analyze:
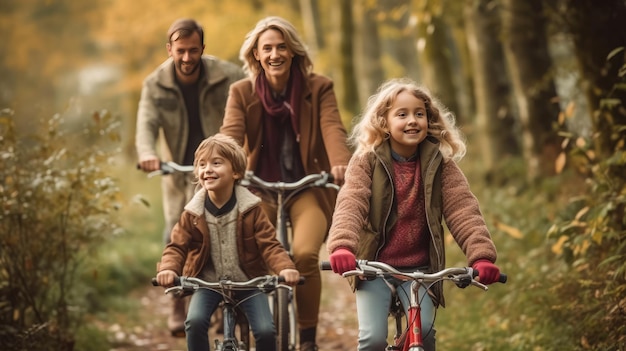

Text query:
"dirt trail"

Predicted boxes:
[[106, 247, 358, 350]]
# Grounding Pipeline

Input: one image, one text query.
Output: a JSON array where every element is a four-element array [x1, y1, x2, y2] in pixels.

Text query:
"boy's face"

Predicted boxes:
[[196, 150, 240, 195]]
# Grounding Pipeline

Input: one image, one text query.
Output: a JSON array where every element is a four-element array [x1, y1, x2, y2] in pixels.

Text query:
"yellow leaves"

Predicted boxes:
[[493, 220, 524, 239], [551, 235, 568, 255], [555, 152, 567, 174]]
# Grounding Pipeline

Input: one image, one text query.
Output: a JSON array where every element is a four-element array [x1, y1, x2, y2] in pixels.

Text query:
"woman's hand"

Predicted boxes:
[[331, 165, 347, 186], [279, 268, 300, 285]]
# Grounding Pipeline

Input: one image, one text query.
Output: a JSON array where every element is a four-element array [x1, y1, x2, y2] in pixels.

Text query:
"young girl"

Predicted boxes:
[[326, 78, 501, 351], [156, 133, 300, 351]]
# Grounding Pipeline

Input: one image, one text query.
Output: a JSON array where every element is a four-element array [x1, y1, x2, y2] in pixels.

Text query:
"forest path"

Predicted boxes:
[[105, 245, 359, 350]]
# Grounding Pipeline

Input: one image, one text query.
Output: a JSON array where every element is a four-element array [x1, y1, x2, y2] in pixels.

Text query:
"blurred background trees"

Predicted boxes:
[[1, 0, 625, 349]]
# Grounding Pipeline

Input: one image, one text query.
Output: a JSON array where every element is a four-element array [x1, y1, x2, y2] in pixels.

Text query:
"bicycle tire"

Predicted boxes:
[[275, 288, 291, 351]]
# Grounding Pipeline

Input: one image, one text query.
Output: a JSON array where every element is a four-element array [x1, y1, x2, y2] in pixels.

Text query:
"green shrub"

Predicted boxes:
[[0, 108, 122, 350]]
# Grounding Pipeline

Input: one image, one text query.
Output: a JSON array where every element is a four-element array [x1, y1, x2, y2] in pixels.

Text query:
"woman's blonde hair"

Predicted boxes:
[[239, 16, 313, 83], [193, 134, 247, 181], [350, 78, 466, 162]]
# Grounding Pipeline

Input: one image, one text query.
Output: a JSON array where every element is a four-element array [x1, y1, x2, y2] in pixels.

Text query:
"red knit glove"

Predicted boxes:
[[329, 248, 356, 274], [472, 259, 501, 285]]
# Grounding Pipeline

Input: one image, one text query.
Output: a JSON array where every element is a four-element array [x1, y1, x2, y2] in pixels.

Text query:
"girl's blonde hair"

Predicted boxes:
[[193, 134, 247, 181], [239, 16, 313, 83], [350, 78, 466, 162]]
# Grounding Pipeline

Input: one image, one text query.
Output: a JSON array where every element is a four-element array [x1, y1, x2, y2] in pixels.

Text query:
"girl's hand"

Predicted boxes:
[[472, 259, 501, 285], [279, 269, 300, 285], [329, 248, 356, 274], [156, 270, 178, 288]]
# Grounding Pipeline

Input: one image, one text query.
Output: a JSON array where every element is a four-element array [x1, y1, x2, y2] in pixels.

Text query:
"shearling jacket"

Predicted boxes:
[[157, 185, 295, 279], [220, 73, 352, 225], [136, 55, 245, 164], [326, 138, 497, 306]]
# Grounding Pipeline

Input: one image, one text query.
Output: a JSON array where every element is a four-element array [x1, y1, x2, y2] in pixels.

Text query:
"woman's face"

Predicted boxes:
[[253, 28, 294, 82]]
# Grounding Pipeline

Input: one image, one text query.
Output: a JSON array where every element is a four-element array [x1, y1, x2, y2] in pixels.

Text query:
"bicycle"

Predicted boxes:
[[152, 275, 303, 351], [240, 171, 340, 351], [320, 260, 507, 351]]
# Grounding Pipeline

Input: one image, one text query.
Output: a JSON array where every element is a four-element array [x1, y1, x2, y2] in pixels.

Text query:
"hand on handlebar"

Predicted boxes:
[[156, 270, 178, 288], [472, 259, 501, 285], [330, 165, 347, 186], [279, 268, 301, 285], [329, 248, 356, 274], [137, 155, 161, 172]]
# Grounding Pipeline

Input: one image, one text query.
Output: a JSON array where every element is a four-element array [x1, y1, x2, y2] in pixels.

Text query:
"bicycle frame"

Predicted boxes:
[[321, 260, 506, 351], [241, 171, 339, 351]]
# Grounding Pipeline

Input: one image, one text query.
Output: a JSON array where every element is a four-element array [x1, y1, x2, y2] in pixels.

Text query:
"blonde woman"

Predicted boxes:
[[220, 16, 352, 351]]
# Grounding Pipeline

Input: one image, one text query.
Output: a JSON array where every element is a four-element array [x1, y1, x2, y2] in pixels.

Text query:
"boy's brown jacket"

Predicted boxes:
[[327, 137, 497, 307], [158, 185, 295, 279]]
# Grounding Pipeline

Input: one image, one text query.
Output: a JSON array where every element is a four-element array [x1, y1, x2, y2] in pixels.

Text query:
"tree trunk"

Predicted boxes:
[[299, 0, 325, 54], [415, 1, 460, 121], [379, 0, 421, 83], [337, 0, 360, 116], [464, 0, 519, 179], [560, 0, 626, 158], [353, 1, 385, 105], [500, 0, 561, 181], [443, 0, 476, 125]]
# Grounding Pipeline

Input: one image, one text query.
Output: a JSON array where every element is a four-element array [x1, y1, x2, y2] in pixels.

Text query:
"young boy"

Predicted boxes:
[[156, 133, 300, 351]]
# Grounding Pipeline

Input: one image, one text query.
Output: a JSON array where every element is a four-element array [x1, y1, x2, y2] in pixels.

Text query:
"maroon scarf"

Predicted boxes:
[[254, 63, 305, 181], [255, 63, 303, 138]]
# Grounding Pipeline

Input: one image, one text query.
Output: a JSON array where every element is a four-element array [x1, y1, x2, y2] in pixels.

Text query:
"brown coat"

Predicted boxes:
[[157, 185, 295, 279], [326, 138, 498, 306], [220, 74, 352, 225]]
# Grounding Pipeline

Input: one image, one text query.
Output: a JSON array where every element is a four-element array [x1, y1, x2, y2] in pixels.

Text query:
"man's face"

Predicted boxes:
[[167, 31, 204, 80]]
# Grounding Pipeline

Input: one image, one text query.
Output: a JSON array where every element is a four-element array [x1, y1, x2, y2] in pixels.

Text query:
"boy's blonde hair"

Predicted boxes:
[[239, 16, 313, 83], [349, 78, 466, 162], [193, 134, 247, 180]]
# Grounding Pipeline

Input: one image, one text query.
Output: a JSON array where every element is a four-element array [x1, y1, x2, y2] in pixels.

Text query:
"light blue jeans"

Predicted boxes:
[[356, 277, 436, 351], [185, 288, 276, 351]]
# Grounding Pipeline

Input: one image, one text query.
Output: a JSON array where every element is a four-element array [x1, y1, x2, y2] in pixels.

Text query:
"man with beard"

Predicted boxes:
[[135, 18, 245, 336]]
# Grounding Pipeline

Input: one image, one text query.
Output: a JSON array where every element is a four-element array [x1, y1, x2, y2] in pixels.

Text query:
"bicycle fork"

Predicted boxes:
[[388, 282, 425, 351], [215, 304, 242, 351]]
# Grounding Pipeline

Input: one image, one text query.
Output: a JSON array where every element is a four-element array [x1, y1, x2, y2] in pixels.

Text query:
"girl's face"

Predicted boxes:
[[253, 28, 294, 82], [196, 150, 240, 195], [386, 91, 429, 158]]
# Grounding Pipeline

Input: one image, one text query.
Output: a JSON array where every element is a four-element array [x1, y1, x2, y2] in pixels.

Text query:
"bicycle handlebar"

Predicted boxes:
[[320, 260, 507, 290], [152, 275, 305, 295], [136, 161, 194, 178], [240, 171, 340, 191]]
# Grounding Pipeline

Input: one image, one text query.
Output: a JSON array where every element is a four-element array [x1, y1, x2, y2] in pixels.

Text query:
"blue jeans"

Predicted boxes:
[[355, 277, 436, 351], [185, 288, 276, 351]]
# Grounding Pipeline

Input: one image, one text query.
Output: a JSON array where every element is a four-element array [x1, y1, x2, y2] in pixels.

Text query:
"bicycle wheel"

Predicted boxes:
[[275, 288, 291, 351]]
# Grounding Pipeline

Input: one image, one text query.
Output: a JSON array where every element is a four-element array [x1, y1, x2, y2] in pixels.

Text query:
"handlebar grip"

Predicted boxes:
[[319, 261, 332, 270], [151, 276, 181, 286], [277, 276, 306, 285]]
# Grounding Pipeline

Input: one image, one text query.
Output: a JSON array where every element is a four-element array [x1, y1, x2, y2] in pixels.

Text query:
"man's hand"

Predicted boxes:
[[138, 155, 161, 172]]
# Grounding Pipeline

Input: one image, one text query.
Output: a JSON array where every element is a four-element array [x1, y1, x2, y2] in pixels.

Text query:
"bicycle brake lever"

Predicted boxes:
[[361, 266, 379, 281]]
